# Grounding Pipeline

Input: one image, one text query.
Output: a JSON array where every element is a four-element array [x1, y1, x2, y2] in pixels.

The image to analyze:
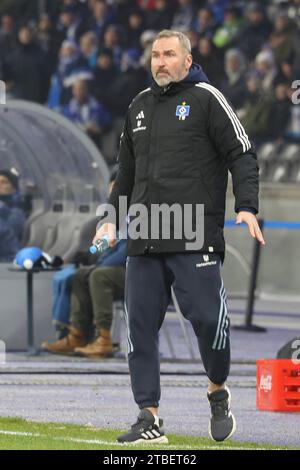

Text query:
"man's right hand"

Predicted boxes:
[[92, 223, 117, 248]]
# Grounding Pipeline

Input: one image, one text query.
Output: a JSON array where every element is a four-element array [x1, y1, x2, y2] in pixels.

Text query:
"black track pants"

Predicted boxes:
[[124, 252, 230, 409]]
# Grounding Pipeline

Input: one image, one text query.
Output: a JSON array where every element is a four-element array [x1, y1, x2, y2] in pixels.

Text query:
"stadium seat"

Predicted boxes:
[[290, 162, 300, 183], [24, 186, 76, 251], [269, 162, 290, 183], [46, 212, 98, 262], [62, 214, 100, 263], [257, 142, 279, 163], [21, 198, 45, 247], [257, 142, 280, 181], [277, 144, 300, 163]]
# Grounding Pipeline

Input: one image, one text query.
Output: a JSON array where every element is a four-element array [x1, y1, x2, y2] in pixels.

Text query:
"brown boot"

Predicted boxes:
[[41, 326, 88, 355], [75, 329, 113, 358]]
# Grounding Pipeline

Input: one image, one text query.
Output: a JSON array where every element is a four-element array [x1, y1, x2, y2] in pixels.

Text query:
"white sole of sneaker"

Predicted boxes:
[[119, 436, 169, 445]]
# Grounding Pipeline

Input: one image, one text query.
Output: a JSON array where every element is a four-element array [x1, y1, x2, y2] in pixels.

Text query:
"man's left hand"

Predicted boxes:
[[236, 211, 265, 245]]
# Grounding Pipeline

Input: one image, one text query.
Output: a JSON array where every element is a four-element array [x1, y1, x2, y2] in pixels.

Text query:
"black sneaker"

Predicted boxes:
[[208, 387, 236, 442], [117, 409, 169, 445]]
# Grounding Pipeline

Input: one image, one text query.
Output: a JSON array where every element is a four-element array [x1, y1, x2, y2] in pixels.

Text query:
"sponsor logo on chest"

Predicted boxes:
[[133, 110, 147, 133]]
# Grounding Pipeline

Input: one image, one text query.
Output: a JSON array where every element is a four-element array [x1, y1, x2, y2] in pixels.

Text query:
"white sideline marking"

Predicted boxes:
[[0, 430, 281, 450]]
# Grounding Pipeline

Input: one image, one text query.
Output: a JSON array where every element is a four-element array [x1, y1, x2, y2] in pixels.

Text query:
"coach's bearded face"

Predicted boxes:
[[151, 37, 192, 87]]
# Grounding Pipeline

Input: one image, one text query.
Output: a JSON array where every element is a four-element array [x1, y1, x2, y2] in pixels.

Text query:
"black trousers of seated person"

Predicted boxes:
[[125, 252, 230, 410]]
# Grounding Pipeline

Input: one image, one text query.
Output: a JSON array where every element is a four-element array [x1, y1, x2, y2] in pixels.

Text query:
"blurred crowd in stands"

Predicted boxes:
[[0, 0, 300, 161]]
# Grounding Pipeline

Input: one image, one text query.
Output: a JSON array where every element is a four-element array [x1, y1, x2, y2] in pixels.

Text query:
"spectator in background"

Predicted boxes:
[[79, 31, 98, 69], [57, 4, 86, 43], [104, 48, 149, 118], [48, 0, 90, 24], [7, 26, 46, 103], [275, 59, 295, 86], [0, 0, 297, 148], [126, 7, 145, 51], [193, 6, 218, 38], [192, 36, 224, 87], [63, 79, 112, 145], [0, 14, 16, 60], [171, 0, 196, 31], [0, 0, 40, 22], [36, 14, 64, 103], [86, 0, 116, 39], [255, 50, 278, 93], [266, 82, 291, 142], [145, 0, 174, 31], [115, 0, 139, 25], [48, 39, 89, 111], [0, 169, 26, 263], [269, 11, 296, 65], [185, 28, 200, 50], [102, 24, 124, 67], [221, 48, 247, 109], [139, 29, 156, 70], [288, 0, 300, 28], [212, 6, 242, 49], [91, 48, 119, 103], [230, 2, 272, 61], [240, 73, 273, 145], [205, 0, 228, 24], [36, 13, 64, 67]]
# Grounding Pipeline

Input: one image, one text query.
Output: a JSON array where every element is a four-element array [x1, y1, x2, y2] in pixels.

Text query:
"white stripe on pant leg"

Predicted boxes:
[[195, 83, 251, 152], [216, 291, 227, 350], [212, 283, 225, 350], [124, 301, 134, 354], [220, 293, 229, 350], [217, 291, 228, 350], [212, 281, 226, 350], [221, 316, 230, 350], [216, 288, 227, 350], [214, 288, 225, 349]]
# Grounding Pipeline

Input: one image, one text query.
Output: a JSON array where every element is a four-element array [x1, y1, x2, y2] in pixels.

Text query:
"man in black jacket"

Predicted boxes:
[[94, 30, 265, 444]]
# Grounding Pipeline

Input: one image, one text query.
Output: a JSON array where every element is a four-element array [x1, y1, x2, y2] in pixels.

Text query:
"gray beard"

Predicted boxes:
[[155, 76, 173, 87]]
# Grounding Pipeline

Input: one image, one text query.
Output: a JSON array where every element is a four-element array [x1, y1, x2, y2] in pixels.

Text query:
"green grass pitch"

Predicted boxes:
[[0, 417, 297, 450]]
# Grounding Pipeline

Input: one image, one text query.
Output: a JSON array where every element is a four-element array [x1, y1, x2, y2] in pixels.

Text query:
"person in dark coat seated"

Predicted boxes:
[[0, 169, 26, 262]]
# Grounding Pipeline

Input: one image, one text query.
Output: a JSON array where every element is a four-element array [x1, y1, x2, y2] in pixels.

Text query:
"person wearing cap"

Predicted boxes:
[[0, 169, 26, 262]]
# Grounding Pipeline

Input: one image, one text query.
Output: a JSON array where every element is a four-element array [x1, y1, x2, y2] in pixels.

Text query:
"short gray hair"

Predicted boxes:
[[153, 30, 192, 54]]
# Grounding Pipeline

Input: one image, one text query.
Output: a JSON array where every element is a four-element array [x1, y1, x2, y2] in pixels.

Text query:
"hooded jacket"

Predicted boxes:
[[108, 63, 259, 258]]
